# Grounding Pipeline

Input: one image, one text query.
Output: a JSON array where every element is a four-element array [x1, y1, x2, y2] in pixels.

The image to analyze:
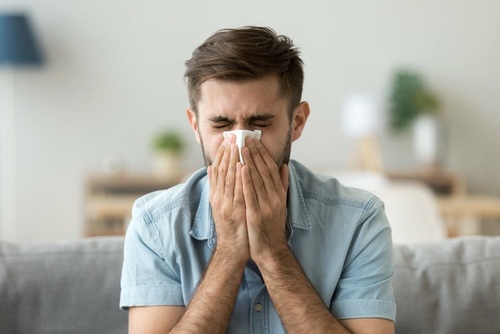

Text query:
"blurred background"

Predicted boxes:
[[1, 0, 499, 242]]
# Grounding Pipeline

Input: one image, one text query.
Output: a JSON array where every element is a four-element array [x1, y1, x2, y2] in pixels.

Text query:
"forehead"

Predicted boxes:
[[197, 75, 288, 119]]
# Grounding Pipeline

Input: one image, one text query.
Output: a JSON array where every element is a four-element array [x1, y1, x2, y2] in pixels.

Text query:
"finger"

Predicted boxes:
[[216, 142, 232, 195], [253, 138, 283, 193], [280, 164, 289, 193], [245, 138, 279, 198], [224, 143, 239, 199], [242, 140, 267, 201], [213, 133, 236, 166], [207, 165, 215, 200], [209, 148, 225, 202], [246, 138, 269, 174], [233, 162, 245, 207], [241, 164, 259, 211]]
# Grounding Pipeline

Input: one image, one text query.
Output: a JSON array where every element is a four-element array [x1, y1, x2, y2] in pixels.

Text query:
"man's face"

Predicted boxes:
[[188, 75, 301, 167]]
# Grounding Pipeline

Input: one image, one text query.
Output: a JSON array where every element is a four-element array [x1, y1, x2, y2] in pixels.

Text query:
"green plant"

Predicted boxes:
[[152, 129, 185, 154], [389, 69, 440, 132]]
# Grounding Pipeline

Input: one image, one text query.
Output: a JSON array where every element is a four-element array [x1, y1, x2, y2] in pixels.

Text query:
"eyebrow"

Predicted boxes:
[[208, 116, 232, 125], [248, 115, 274, 123], [208, 114, 275, 124]]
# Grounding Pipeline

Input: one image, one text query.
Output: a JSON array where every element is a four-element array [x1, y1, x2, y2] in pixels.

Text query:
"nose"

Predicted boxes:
[[232, 124, 248, 131]]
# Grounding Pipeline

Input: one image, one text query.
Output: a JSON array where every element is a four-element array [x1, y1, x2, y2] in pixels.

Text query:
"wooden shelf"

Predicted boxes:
[[438, 195, 500, 237], [84, 173, 180, 237], [386, 168, 465, 196], [438, 195, 500, 218]]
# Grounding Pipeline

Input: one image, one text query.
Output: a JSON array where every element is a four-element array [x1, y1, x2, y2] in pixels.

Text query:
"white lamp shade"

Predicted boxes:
[[342, 93, 383, 138]]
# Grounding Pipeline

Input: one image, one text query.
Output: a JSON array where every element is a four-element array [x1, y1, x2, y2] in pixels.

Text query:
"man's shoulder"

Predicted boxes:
[[131, 167, 208, 224]]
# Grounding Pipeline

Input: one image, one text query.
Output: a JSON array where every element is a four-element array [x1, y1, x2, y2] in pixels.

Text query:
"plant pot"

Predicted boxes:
[[412, 114, 443, 169], [152, 151, 183, 183]]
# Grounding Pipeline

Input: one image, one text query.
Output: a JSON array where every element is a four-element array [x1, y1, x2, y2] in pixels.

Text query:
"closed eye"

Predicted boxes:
[[252, 123, 269, 128], [209, 116, 233, 130], [249, 115, 274, 129], [212, 123, 231, 129]]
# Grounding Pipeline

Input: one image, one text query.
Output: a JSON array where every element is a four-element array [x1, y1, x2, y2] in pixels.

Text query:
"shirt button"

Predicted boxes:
[[255, 303, 263, 312]]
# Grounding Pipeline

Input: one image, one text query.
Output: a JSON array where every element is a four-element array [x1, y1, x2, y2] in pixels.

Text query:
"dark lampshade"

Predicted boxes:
[[0, 13, 43, 65]]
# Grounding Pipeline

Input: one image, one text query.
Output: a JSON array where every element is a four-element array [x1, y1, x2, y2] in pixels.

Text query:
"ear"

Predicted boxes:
[[186, 108, 201, 143], [291, 101, 310, 142]]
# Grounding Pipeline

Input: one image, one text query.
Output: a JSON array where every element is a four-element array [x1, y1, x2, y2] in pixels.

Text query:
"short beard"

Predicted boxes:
[[275, 126, 292, 166], [199, 134, 211, 166]]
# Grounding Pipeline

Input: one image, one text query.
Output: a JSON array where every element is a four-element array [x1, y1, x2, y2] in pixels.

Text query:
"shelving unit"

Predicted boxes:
[[84, 173, 178, 236]]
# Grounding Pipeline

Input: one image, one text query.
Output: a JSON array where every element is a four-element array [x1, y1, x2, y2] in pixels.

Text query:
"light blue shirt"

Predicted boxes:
[[120, 160, 396, 332]]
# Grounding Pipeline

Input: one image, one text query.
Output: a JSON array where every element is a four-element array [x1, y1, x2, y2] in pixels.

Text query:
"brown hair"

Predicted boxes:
[[184, 26, 304, 116]]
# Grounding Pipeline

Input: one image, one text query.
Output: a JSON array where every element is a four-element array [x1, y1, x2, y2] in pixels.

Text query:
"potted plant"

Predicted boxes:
[[389, 69, 440, 132], [388, 69, 443, 168], [151, 128, 186, 182]]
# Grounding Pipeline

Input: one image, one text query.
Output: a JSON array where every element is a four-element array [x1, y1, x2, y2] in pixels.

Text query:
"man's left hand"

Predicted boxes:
[[240, 138, 289, 263]]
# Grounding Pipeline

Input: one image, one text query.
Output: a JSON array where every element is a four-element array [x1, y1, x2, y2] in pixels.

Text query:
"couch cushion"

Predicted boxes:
[[0, 236, 127, 334], [393, 236, 500, 334]]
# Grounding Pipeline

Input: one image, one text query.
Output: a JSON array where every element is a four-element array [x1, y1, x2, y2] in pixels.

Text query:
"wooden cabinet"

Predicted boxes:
[[84, 173, 178, 236], [386, 168, 465, 196]]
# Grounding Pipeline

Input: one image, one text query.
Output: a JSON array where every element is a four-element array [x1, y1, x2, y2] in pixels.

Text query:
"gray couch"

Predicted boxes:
[[1, 236, 499, 334]]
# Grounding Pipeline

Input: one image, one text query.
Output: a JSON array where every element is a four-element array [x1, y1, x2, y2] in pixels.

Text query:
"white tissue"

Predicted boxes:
[[223, 130, 262, 163]]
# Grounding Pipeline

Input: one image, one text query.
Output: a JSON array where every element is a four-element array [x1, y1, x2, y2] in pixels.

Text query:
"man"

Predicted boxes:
[[120, 26, 396, 333]]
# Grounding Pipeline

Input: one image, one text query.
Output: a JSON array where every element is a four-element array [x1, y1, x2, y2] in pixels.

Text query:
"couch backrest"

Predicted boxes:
[[0, 237, 127, 334], [2, 235, 499, 334], [393, 236, 500, 334]]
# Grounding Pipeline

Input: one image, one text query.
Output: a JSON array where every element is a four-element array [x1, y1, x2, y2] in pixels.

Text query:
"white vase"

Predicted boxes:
[[152, 151, 183, 183], [412, 114, 442, 169]]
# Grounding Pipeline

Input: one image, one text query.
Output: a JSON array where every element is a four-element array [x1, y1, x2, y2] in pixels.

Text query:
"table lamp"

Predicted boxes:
[[0, 13, 43, 241], [342, 93, 384, 172]]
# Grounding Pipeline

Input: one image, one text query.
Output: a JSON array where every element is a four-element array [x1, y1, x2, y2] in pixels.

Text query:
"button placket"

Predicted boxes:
[[250, 287, 269, 334]]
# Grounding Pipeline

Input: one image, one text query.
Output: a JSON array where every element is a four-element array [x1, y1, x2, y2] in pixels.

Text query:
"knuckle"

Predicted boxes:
[[218, 166, 226, 176], [268, 162, 278, 173]]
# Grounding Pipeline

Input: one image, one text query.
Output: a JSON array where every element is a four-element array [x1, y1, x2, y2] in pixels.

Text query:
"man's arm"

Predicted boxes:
[[129, 306, 185, 334], [241, 139, 394, 334], [251, 241, 394, 334], [169, 246, 247, 333], [128, 140, 250, 333], [128, 245, 247, 334]]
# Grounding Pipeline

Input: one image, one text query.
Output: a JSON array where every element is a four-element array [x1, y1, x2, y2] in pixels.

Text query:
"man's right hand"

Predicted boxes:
[[149, 137, 251, 334], [208, 136, 250, 262]]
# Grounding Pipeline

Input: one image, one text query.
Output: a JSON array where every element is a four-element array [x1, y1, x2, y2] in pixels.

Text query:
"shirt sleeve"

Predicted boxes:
[[330, 197, 397, 322], [119, 199, 184, 310]]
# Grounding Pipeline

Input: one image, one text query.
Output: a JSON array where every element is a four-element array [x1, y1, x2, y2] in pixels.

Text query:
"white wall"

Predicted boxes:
[[1, 0, 499, 241]]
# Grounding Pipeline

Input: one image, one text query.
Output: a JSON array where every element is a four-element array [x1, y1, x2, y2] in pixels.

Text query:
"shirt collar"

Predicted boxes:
[[189, 174, 217, 249], [189, 160, 312, 248]]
